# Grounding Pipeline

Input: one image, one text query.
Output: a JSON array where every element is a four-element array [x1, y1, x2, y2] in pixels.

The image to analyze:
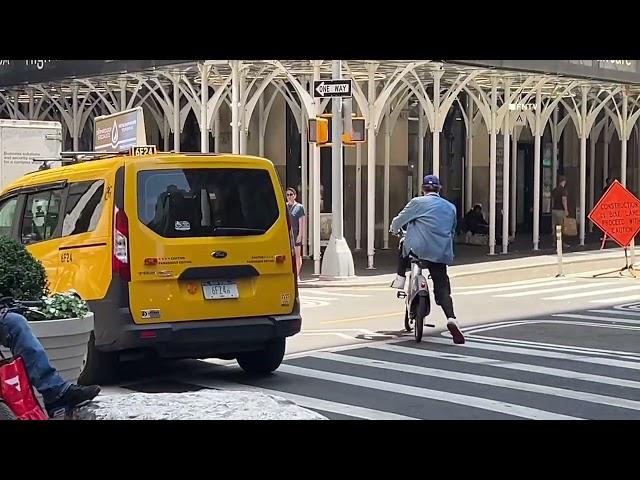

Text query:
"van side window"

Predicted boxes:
[[21, 189, 63, 244], [62, 180, 105, 237], [0, 196, 18, 238]]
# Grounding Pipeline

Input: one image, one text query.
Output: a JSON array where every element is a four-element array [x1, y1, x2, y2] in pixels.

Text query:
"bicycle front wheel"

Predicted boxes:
[[404, 309, 412, 332]]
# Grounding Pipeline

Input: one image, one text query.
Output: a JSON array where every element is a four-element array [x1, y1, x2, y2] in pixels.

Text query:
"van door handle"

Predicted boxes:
[[157, 270, 173, 277]]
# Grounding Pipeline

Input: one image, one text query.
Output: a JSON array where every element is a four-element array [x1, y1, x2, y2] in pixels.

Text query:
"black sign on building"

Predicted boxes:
[[0, 60, 193, 88]]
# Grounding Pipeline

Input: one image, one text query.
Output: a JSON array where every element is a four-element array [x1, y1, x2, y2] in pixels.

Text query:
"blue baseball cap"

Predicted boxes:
[[423, 174, 441, 187]]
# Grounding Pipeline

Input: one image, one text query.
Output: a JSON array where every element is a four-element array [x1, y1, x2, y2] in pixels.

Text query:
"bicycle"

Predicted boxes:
[[0, 297, 45, 420], [394, 233, 434, 343]]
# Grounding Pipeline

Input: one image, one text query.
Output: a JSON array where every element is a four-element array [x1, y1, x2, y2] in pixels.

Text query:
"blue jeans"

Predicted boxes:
[[0, 312, 70, 404]]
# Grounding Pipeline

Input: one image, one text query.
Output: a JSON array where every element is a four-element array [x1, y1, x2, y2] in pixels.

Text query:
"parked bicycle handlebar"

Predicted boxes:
[[0, 297, 44, 317]]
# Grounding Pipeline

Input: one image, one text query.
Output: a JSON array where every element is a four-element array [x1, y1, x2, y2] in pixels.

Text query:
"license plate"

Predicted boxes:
[[202, 281, 239, 300]]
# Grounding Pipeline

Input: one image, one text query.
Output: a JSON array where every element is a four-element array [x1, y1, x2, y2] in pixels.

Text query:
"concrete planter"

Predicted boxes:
[[1, 313, 93, 385]]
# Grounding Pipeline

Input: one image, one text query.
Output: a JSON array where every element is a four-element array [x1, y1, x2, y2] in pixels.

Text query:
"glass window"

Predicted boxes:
[[137, 168, 279, 238], [21, 189, 63, 244], [0, 196, 18, 238], [62, 180, 105, 236]]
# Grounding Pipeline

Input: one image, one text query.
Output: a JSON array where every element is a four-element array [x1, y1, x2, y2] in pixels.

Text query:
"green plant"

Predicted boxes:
[[30, 291, 89, 321], [0, 236, 49, 301]]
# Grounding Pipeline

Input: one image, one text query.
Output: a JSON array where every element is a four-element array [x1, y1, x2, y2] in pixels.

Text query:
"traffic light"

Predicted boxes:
[[308, 117, 329, 145], [342, 117, 366, 145], [309, 115, 366, 146]]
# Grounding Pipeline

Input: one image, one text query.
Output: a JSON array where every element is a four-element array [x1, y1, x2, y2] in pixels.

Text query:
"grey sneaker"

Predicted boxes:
[[447, 319, 465, 344]]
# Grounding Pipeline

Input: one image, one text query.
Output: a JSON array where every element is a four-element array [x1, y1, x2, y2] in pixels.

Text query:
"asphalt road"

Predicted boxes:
[[102, 265, 640, 419]]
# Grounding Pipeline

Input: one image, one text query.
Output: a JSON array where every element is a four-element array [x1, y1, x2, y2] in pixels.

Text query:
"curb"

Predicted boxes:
[[298, 250, 630, 288]]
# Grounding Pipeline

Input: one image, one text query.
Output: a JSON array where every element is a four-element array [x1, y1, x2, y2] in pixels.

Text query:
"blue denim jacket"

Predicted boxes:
[[390, 193, 457, 265]]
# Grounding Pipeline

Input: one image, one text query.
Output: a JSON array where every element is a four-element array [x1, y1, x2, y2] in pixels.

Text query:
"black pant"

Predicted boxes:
[[397, 247, 456, 319]]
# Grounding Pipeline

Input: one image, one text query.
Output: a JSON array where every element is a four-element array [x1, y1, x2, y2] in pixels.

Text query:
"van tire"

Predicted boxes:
[[237, 338, 286, 375], [78, 331, 118, 385], [0, 401, 16, 420]]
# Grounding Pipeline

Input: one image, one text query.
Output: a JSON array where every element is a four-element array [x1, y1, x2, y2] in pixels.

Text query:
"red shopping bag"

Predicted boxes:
[[0, 354, 48, 420]]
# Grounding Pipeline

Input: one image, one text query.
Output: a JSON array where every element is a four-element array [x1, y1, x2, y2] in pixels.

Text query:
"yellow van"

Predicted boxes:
[[0, 150, 301, 384]]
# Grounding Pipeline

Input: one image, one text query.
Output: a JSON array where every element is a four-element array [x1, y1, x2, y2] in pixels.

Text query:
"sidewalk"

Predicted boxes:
[[299, 232, 633, 288]]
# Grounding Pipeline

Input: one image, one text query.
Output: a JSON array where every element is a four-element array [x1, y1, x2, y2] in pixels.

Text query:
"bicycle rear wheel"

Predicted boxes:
[[414, 296, 428, 343]]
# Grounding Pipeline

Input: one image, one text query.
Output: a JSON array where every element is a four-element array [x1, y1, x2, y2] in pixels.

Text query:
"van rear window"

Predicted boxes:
[[137, 168, 279, 238]]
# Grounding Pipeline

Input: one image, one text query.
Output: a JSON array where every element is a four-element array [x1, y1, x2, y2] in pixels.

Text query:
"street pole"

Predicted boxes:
[[355, 143, 362, 251], [321, 60, 355, 279], [465, 94, 473, 212], [533, 87, 542, 251], [488, 78, 497, 255], [200, 63, 210, 153], [312, 62, 322, 275], [173, 74, 180, 152], [502, 82, 511, 254]]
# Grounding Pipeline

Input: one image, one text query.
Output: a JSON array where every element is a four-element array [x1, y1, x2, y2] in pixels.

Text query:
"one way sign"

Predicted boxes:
[[313, 80, 352, 98]]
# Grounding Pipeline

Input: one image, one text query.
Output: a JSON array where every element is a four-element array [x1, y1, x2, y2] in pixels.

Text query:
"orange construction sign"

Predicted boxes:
[[588, 180, 640, 248]]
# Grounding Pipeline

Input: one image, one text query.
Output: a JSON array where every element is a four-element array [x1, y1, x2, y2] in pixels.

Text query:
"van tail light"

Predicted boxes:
[[113, 206, 131, 282]]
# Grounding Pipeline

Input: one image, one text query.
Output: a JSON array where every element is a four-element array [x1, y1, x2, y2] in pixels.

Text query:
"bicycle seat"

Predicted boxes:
[[408, 251, 430, 268]]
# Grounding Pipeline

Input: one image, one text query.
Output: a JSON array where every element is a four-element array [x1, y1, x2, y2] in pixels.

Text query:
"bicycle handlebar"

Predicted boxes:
[[0, 297, 44, 316]]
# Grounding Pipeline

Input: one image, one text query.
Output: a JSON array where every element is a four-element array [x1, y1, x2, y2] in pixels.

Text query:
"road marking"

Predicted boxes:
[[494, 282, 614, 298], [323, 287, 393, 292], [320, 311, 403, 325], [589, 309, 640, 318], [300, 298, 330, 309], [591, 294, 640, 304], [453, 280, 574, 296], [553, 313, 640, 325], [276, 364, 579, 420], [462, 327, 640, 358], [451, 277, 563, 290], [301, 332, 356, 340], [190, 379, 417, 420], [300, 295, 339, 301], [312, 351, 640, 412], [614, 303, 640, 311], [372, 344, 640, 390], [544, 285, 640, 300], [421, 336, 640, 370], [304, 290, 370, 298]]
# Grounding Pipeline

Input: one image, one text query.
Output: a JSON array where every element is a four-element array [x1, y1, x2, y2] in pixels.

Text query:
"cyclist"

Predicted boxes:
[[389, 174, 465, 344]]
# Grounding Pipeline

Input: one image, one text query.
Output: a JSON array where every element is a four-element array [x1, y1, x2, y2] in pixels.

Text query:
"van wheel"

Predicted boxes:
[[237, 338, 286, 375], [0, 401, 16, 420], [78, 331, 118, 385]]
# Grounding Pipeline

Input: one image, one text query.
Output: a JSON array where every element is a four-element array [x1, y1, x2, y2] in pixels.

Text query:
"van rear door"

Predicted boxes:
[[125, 157, 296, 325]]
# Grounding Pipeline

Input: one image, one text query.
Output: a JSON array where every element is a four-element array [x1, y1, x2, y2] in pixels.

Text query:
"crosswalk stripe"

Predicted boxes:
[[188, 378, 417, 420], [591, 294, 640, 304], [544, 285, 640, 300], [372, 344, 640, 390], [276, 363, 579, 420], [453, 280, 574, 296], [589, 309, 640, 318], [312, 351, 640, 412], [494, 282, 614, 298], [452, 278, 565, 290], [304, 290, 370, 298], [466, 332, 640, 359], [422, 336, 640, 370], [300, 295, 339, 301], [553, 313, 640, 325]]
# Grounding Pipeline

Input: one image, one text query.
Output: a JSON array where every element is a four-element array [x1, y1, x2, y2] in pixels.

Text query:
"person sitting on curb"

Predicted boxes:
[[462, 204, 489, 236], [1, 307, 100, 417]]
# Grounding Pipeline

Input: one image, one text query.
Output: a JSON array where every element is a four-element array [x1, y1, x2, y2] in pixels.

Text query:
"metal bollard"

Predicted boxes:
[[556, 225, 564, 277]]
